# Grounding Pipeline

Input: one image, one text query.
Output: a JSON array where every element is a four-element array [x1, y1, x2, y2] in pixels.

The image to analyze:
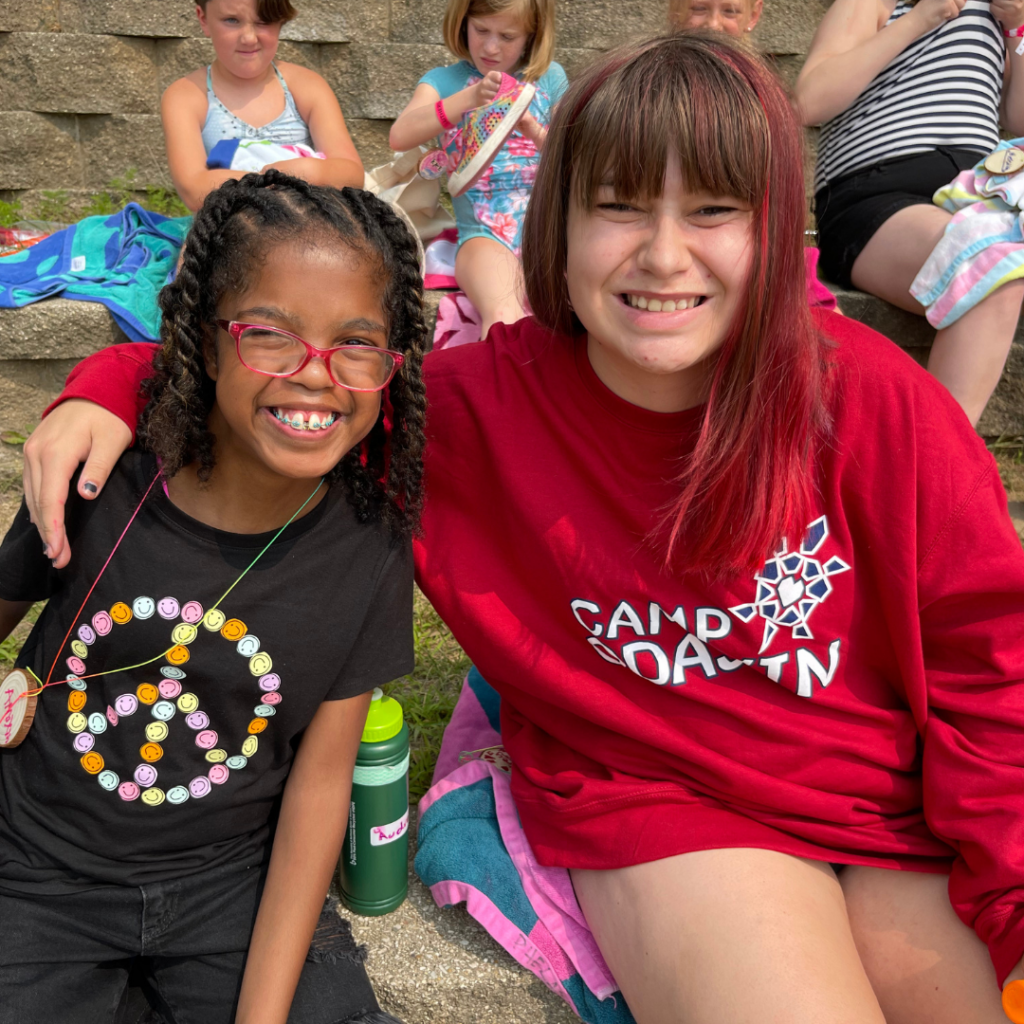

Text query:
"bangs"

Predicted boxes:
[[469, 0, 536, 31], [569, 40, 769, 210], [256, 0, 297, 24]]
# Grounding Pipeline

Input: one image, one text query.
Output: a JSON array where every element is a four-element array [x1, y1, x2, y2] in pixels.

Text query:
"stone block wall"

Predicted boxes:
[[0, 0, 826, 214]]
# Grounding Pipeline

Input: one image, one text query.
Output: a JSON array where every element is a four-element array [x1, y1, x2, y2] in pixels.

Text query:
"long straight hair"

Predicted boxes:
[[522, 34, 832, 575]]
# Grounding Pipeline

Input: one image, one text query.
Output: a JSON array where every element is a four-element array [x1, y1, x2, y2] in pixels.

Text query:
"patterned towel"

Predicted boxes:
[[205, 138, 324, 172], [0, 203, 190, 340], [910, 139, 1024, 328], [415, 669, 635, 1023]]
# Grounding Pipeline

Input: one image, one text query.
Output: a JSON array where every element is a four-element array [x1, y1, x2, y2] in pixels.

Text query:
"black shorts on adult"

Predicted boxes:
[[814, 146, 985, 289], [0, 859, 398, 1024]]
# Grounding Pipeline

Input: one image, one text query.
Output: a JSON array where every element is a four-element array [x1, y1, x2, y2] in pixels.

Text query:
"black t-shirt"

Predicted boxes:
[[0, 450, 413, 891]]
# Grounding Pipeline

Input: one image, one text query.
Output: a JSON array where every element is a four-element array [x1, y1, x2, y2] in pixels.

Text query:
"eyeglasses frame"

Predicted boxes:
[[215, 319, 404, 393]]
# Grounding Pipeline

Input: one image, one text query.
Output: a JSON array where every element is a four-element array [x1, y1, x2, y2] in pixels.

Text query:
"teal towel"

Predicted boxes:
[[0, 203, 191, 341]]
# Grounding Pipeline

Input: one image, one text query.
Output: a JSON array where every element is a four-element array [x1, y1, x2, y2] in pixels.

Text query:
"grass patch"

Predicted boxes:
[[385, 586, 471, 800], [0, 197, 23, 229], [0, 603, 44, 674], [81, 169, 190, 220]]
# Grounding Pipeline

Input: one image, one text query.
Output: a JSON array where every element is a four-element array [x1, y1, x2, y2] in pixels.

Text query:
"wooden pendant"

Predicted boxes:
[[984, 147, 1024, 175], [0, 668, 37, 748]]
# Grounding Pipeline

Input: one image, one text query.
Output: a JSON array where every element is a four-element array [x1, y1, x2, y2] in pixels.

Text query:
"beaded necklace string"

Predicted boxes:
[[20, 471, 325, 703]]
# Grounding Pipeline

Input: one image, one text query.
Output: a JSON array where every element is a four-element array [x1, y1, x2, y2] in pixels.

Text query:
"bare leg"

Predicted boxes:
[[454, 236, 525, 340], [851, 204, 1023, 426], [571, 848, 886, 1024], [842, 865, 1012, 1023]]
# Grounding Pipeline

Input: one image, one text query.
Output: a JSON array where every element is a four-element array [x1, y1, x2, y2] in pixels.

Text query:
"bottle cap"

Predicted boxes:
[[361, 687, 404, 743], [1003, 979, 1024, 1023]]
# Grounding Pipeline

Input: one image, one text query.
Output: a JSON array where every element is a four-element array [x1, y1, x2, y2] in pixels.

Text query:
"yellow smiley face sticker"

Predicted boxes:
[[205, 748, 227, 763], [140, 742, 164, 763], [203, 608, 227, 631], [248, 652, 273, 677], [67, 691, 87, 713], [140, 787, 166, 806], [171, 623, 198, 646], [177, 692, 199, 714], [110, 602, 133, 625], [67, 712, 87, 734], [136, 683, 158, 705], [145, 721, 169, 742], [70, 639, 88, 659], [166, 645, 190, 666], [220, 619, 247, 642], [241, 735, 259, 758], [80, 751, 105, 774], [247, 718, 268, 735]]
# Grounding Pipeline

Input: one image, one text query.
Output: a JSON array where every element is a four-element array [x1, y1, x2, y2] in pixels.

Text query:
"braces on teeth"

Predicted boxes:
[[272, 409, 337, 431]]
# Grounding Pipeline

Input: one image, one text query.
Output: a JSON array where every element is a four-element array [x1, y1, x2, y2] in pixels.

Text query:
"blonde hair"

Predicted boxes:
[[442, 0, 555, 82]]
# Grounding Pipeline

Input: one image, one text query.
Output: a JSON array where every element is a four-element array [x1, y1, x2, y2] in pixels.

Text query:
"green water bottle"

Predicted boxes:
[[338, 687, 410, 915]]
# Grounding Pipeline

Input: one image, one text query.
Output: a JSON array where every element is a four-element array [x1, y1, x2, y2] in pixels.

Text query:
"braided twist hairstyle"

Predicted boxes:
[[139, 169, 428, 535]]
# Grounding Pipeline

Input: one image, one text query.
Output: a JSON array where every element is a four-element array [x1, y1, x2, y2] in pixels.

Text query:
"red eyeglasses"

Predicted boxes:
[[216, 320, 404, 393]]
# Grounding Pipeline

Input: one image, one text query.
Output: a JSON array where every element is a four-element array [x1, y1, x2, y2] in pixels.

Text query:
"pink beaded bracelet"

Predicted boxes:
[[435, 99, 454, 131]]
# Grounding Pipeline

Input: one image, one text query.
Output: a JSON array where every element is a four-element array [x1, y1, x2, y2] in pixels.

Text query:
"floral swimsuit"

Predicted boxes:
[[419, 60, 569, 257]]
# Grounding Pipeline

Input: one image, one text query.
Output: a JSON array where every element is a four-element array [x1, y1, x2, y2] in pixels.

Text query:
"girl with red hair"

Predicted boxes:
[[17, 34, 1024, 1022]]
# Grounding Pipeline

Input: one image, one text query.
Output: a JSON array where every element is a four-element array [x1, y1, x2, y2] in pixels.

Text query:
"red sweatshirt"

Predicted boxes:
[[53, 311, 1024, 984]]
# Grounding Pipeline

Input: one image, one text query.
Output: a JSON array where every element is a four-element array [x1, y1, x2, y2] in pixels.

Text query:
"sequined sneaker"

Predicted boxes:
[[447, 73, 537, 197]]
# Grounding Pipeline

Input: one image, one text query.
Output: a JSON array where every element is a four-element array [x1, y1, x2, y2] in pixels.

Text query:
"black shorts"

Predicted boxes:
[[814, 147, 986, 289]]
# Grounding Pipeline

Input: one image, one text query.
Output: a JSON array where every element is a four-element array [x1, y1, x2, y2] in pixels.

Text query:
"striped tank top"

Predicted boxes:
[[814, 0, 1003, 192]]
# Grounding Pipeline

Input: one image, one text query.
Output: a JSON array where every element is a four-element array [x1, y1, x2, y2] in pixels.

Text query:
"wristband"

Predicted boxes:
[[1004, 24, 1024, 37], [435, 99, 454, 131]]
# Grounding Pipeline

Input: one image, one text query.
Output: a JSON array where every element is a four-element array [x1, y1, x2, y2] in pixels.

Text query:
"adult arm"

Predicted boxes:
[[270, 63, 363, 188], [995, 0, 1024, 134], [22, 343, 155, 567], [794, 0, 966, 126], [388, 73, 502, 152], [234, 690, 372, 1024]]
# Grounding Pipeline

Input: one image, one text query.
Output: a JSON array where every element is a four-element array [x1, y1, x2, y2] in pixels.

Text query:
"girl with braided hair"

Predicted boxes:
[[0, 170, 424, 1024]]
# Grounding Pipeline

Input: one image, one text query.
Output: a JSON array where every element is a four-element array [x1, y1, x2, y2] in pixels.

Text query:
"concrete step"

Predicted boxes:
[[830, 284, 1024, 437], [0, 286, 1021, 435], [337, 807, 578, 1024]]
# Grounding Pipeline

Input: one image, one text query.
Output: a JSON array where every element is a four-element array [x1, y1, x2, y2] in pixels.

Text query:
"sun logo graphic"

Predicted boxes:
[[728, 516, 850, 654]]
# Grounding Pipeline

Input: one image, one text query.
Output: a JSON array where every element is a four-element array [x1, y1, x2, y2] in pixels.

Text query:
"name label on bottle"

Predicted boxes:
[[370, 808, 409, 846]]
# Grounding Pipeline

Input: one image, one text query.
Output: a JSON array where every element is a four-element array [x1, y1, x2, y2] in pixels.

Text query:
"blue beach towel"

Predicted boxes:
[[416, 670, 635, 1023], [0, 203, 190, 340]]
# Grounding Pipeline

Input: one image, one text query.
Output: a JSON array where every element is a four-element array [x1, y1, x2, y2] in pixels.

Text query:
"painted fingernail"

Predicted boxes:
[[83, 481, 98, 495]]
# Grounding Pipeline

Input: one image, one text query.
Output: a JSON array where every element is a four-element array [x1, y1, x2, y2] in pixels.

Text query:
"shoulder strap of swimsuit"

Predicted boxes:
[[272, 62, 292, 97]]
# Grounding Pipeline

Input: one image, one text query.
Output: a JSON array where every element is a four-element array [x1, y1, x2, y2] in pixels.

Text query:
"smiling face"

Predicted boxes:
[[566, 153, 754, 412], [196, 0, 282, 79], [676, 0, 762, 36], [204, 238, 388, 485], [466, 10, 530, 75]]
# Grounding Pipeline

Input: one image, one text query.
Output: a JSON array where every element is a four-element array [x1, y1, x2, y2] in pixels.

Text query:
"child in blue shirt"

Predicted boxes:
[[390, 0, 567, 338]]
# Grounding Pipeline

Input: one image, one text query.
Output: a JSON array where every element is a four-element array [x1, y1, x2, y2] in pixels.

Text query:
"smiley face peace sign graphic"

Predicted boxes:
[[65, 596, 282, 807]]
